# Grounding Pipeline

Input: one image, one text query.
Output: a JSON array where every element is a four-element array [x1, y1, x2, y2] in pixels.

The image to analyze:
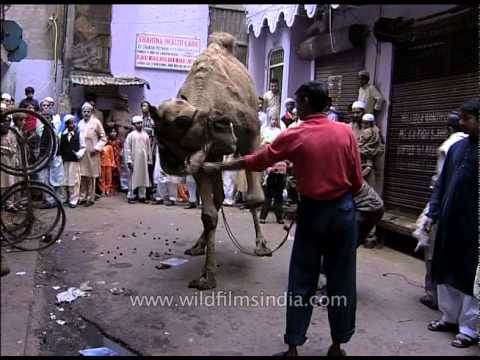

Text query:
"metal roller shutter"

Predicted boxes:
[[384, 7, 478, 216], [314, 48, 365, 120]]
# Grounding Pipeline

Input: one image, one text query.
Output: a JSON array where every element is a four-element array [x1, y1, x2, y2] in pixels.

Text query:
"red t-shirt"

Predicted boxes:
[[243, 113, 363, 200]]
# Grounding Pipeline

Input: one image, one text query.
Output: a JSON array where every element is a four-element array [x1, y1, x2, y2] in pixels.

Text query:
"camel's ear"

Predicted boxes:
[[149, 106, 163, 125]]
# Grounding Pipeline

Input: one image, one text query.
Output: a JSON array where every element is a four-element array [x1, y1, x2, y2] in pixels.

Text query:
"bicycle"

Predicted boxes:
[[1, 108, 66, 251]]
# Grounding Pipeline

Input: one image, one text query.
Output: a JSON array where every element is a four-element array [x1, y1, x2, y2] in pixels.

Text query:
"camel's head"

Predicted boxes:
[[150, 98, 237, 175]]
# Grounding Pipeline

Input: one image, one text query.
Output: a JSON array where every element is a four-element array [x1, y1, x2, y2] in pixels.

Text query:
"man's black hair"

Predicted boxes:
[[460, 99, 479, 120], [270, 78, 279, 84], [140, 100, 152, 108], [295, 81, 329, 113], [25, 86, 34, 94]]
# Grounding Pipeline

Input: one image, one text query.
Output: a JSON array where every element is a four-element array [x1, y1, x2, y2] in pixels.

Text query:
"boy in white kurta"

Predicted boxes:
[[125, 116, 152, 203]]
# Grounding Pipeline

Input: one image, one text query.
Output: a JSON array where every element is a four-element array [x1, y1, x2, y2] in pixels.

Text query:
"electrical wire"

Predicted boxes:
[[47, 13, 59, 101], [329, 5, 336, 53]]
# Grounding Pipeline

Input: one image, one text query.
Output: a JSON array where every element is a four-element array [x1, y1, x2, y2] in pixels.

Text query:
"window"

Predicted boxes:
[[268, 48, 284, 97]]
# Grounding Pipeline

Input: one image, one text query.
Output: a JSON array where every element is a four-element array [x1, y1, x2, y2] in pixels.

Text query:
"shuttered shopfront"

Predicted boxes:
[[383, 8, 478, 216], [314, 48, 364, 120]]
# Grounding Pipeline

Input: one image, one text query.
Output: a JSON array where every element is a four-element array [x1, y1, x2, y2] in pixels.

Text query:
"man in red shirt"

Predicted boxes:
[[203, 81, 363, 356]]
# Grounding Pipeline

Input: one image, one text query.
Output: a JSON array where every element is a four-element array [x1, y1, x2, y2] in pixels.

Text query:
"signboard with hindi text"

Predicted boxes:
[[135, 33, 200, 71]]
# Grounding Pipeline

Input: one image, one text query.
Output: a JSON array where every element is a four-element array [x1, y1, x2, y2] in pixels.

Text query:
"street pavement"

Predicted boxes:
[[1, 195, 478, 356]]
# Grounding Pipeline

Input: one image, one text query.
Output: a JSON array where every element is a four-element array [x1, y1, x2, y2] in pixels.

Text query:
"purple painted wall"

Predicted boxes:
[[2, 59, 63, 113], [287, 16, 313, 102], [71, 4, 210, 117], [248, 31, 266, 97]]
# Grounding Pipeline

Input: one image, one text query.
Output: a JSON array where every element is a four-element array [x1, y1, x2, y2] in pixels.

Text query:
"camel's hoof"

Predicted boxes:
[[188, 276, 217, 290], [185, 247, 206, 256], [255, 244, 273, 257]]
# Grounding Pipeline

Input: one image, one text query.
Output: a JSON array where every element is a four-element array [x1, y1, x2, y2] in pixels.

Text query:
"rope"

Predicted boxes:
[[220, 206, 295, 257], [382, 272, 424, 289]]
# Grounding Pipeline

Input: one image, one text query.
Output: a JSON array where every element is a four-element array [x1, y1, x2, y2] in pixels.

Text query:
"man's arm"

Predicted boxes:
[[93, 121, 107, 152], [350, 133, 364, 195], [204, 130, 299, 173], [426, 147, 451, 224], [146, 136, 152, 165], [371, 85, 385, 112]]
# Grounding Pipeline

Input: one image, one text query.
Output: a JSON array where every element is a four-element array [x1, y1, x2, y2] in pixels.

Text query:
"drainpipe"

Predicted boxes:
[[58, 4, 75, 114]]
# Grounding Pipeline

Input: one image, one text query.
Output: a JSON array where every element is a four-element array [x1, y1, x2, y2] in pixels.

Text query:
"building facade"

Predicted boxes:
[[69, 4, 210, 119], [2, 4, 247, 121], [245, 4, 478, 230], [1, 4, 66, 107]]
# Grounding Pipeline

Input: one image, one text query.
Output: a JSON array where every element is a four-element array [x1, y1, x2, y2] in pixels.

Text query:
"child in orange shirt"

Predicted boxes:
[[100, 133, 117, 196]]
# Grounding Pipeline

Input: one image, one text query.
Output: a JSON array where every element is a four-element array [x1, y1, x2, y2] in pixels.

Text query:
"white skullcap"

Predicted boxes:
[[132, 115, 143, 124], [64, 114, 75, 122], [362, 113, 375, 122], [81, 102, 93, 110], [43, 96, 55, 104], [284, 98, 295, 105], [352, 101, 366, 110], [1, 93, 12, 101]]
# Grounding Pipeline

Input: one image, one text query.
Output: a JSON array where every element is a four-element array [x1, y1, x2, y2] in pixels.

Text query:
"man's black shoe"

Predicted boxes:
[[185, 202, 197, 209]]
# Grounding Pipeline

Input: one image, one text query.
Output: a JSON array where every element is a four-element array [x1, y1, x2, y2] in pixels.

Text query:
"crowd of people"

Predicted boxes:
[[0, 88, 203, 210], [0, 74, 386, 240]]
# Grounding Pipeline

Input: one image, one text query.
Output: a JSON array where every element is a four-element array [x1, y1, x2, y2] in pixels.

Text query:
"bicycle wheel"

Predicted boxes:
[[0, 109, 56, 177], [1, 181, 66, 251]]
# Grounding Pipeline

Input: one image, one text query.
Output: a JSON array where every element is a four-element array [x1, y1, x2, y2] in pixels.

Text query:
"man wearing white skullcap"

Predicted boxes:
[[124, 115, 152, 204], [358, 113, 384, 187], [357, 70, 384, 115], [281, 98, 296, 128], [77, 101, 107, 206], [351, 100, 366, 139], [356, 112, 384, 248]]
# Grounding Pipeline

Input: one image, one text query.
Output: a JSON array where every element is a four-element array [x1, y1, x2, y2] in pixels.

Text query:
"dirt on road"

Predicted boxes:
[[2, 195, 478, 356]]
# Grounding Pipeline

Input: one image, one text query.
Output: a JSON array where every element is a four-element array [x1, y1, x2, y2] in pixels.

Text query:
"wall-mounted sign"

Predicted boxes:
[[135, 33, 200, 71]]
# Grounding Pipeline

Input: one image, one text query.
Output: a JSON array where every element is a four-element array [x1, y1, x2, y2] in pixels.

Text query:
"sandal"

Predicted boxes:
[[427, 320, 458, 332], [419, 295, 439, 311], [451, 333, 478, 348]]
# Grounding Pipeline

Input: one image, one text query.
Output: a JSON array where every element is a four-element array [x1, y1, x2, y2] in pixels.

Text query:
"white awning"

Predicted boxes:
[[245, 4, 319, 38]]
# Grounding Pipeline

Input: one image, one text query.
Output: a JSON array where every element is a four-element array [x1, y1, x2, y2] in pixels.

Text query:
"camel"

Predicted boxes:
[[149, 32, 272, 290]]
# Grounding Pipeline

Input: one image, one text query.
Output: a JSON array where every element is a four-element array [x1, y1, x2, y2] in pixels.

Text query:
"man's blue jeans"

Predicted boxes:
[[284, 192, 357, 345]]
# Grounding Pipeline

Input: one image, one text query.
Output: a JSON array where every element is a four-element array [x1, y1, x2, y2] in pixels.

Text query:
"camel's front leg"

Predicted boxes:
[[250, 207, 273, 257], [245, 169, 265, 208], [187, 172, 223, 290]]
